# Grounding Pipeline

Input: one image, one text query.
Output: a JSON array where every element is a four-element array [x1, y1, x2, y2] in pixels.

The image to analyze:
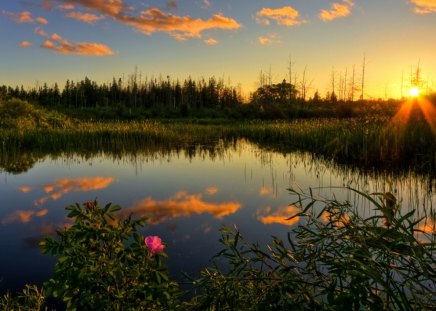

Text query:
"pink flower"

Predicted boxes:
[[144, 236, 165, 255]]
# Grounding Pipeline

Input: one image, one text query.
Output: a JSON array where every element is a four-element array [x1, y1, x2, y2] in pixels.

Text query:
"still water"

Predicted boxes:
[[0, 139, 434, 293]]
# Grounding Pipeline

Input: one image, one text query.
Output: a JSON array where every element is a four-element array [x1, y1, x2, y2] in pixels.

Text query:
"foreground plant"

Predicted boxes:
[[40, 200, 181, 310], [193, 187, 436, 310]]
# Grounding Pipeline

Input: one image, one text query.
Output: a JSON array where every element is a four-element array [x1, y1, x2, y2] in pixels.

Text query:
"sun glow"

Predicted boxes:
[[409, 87, 420, 97]]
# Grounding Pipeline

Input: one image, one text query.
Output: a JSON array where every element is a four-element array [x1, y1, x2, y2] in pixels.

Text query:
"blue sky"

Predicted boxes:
[[1, 0, 436, 99]]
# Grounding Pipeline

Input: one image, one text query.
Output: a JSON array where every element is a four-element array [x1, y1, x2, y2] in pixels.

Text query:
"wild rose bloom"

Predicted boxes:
[[144, 236, 165, 255]]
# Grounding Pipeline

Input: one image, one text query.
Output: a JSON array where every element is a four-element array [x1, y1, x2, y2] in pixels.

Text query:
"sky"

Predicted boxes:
[[1, 0, 436, 99]]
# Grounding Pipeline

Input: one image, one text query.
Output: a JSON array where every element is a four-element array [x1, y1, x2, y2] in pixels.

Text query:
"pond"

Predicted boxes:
[[0, 138, 434, 293]]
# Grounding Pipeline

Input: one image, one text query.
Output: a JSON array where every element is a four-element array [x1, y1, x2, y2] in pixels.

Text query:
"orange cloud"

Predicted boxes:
[[5, 10, 33, 23], [17, 186, 32, 192], [36, 17, 48, 24], [4, 10, 48, 24], [41, 33, 114, 56], [65, 0, 127, 16], [66, 12, 105, 23], [65, 1, 240, 40], [204, 37, 218, 46], [34, 26, 48, 37], [321, 210, 350, 228], [259, 186, 274, 196], [121, 191, 242, 224], [319, 0, 354, 21], [257, 205, 300, 226], [256, 6, 306, 27], [33, 177, 115, 206], [411, 0, 436, 13], [122, 9, 240, 40], [2, 209, 48, 224]]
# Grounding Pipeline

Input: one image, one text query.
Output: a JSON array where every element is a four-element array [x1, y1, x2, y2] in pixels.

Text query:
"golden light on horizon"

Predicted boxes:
[[409, 87, 420, 97]]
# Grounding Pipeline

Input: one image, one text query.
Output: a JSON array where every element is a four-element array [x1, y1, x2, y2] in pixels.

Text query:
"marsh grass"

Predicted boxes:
[[2, 116, 433, 176]]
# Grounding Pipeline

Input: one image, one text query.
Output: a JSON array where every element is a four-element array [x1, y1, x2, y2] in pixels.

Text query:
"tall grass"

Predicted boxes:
[[1, 117, 435, 176]]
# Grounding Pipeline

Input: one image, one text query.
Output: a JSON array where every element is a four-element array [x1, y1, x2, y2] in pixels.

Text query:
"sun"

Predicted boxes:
[[409, 87, 420, 97]]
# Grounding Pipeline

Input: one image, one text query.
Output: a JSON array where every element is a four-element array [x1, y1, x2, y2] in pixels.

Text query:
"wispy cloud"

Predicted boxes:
[[167, 1, 178, 9], [120, 191, 242, 224], [41, 39, 114, 56], [202, 0, 212, 9], [18, 41, 32, 47], [204, 37, 218, 45], [65, 0, 241, 40], [28, 177, 115, 206], [256, 6, 306, 27], [34, 26, 48, 37], [319, 0, 355, 21], [205, 186, 219, 194], [3, 10, 48, 24], [2, 209, 48, 224], [410, 0, 436, 13], [66, 12, 105, 23], [58, 3, 75, 11]]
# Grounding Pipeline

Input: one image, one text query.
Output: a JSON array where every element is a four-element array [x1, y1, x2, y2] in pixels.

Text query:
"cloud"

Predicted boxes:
[[66, 11, 105, 23], [36, 17, 49, 24], [257, 205, 300, 226], [58, 3, 76, 11], [41, 34, 114, 56], [259, 186, 276, 195], [18, 186, 32, 192], [319, 0, 355, 21], [256, 6, 306, 27], [120, 191, 242, 224], [204, 37, 218, 45], [205, 186, 219, 194], [65, 1, 241, 40], [5, 10, 33, 23], [167, 1, 178, 9], [2, 209, 48, 224], [3, 10, 48, 24], [410, 0, 436, 13], [202, 0, 212, 9], [31, 177, 115, 206], [34, 26, 48, 37]]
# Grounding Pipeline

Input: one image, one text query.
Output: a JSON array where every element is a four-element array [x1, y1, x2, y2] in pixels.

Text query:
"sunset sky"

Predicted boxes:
[[1, 0, 436, 99]]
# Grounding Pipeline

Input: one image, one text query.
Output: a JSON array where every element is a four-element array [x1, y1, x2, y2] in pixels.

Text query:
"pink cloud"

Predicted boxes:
[[411, 0, 436, 13], [66, 11, 105, 23], [319, 0, 355, 21], [256, 6, 306, 27]]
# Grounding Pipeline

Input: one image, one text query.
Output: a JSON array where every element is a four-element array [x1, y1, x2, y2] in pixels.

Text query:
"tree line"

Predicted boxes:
[[0, 75, 242, 112]]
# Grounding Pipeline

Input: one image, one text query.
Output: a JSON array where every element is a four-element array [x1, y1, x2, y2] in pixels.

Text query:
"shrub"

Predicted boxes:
[[40, 200, 182, 310], [192, 188, 436, 310]]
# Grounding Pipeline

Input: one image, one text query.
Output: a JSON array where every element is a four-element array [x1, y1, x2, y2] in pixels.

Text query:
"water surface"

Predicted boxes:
[[0, 139, 434, 293]]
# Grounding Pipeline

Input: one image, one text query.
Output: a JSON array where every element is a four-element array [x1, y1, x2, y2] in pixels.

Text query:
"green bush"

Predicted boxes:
[[192, 188, 436, 310], [40, 200, 182, 310]]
